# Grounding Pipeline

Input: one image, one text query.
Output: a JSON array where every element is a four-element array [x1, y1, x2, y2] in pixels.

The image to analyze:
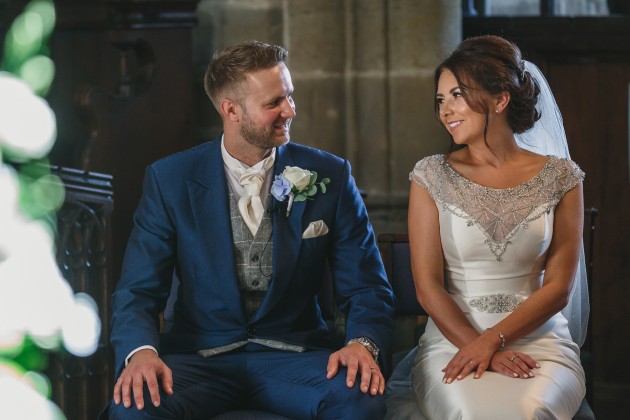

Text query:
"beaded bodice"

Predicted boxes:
[[410, 154, 584, 260]]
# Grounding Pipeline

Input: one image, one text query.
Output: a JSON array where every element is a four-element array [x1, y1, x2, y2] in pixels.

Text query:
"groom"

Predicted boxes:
[[108, 40, 395, 419]]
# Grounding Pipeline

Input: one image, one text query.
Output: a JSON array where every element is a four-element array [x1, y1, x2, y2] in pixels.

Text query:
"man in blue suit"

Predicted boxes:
[[109, 40, 395, 419]]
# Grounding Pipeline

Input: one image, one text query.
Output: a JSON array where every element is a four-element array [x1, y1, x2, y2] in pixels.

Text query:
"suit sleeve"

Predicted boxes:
[[328, 160, 396, 361], [110, 166, 176, 375]]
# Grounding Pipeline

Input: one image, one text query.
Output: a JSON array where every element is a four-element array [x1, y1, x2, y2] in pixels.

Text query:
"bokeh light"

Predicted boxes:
[[0, 72, 56, 161], [19, 169, 65, 220], [2, 11, 44, 70], [23, 370, 52, 398], [25, 0, 56, 38], [61, 293, 101, 357], [1, 0, 55, 74], [18, 55, 55, 96], [0, 374, 64, 420], [0, 164, 20, 224]]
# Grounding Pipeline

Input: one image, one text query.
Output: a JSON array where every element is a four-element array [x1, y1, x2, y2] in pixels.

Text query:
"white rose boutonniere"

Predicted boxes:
[[271, 166, 330, 217]]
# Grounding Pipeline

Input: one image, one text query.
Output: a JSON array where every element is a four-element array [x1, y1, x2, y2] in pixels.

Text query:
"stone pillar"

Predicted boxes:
[[366, 0, 461, 234], [283, 0, 348, 158]]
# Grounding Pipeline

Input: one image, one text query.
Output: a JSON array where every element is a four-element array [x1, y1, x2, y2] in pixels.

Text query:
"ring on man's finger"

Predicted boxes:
[[510, 355, 519, 362]]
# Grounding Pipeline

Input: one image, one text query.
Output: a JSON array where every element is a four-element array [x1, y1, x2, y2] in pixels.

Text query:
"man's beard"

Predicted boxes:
[[240, 110, 291, 150]]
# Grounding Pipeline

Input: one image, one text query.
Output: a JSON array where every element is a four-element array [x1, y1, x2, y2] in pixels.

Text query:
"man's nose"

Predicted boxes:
[[281, 97, 296, 118]]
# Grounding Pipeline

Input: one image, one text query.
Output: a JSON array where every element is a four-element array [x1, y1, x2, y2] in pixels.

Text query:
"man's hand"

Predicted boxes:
[[113, 349, 173, 410], [326, 342, 384, 395]]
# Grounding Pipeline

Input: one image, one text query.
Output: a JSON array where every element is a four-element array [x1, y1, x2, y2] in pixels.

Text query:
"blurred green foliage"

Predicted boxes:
[[1, 0, 55, 95], [0, 0, 61, 415]]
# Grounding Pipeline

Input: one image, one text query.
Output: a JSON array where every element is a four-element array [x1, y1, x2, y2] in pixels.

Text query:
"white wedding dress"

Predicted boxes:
[[385, 154, 586, 420]]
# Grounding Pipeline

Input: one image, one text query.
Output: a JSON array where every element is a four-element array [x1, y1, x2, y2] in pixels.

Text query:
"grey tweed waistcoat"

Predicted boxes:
[[197, 189, 306, 357], [228, 189, 273, 319]]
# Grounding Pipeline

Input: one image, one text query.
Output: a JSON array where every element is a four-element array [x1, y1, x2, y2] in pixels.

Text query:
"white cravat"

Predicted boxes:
[[234, 157, 274, 235], [221, 140, 275, 236]]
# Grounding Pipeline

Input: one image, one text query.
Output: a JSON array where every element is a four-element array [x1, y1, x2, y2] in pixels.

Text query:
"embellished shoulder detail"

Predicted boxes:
[[553, 157, 585, 195], [409, 154, 447, 192], [409, 155, 585, 260]]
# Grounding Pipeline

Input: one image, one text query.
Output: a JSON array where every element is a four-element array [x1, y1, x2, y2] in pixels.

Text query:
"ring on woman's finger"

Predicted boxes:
[[510, 355, 519, 362], [468, 361, 476, 366]]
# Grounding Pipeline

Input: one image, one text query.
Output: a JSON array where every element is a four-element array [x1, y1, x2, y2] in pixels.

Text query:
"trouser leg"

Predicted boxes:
[[108, 352, 247, 420], [247, 349, 386, 420]]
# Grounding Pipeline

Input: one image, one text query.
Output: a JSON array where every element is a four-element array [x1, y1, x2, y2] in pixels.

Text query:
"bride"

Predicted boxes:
[[387, 35, 588, 419]]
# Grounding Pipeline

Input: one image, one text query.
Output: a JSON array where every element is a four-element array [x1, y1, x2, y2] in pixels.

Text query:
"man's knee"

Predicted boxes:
[[108, 401, 144, 420], [107, 399, 171, 420], [319, 387, 386, 420], [344, 393, 386, 419]]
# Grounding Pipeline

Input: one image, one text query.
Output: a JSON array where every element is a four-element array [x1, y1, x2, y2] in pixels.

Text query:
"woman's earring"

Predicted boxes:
[[495, 109, 499, 113]]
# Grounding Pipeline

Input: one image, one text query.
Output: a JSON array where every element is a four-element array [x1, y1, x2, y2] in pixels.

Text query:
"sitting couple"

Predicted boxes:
[[108, 37, 587, 420]]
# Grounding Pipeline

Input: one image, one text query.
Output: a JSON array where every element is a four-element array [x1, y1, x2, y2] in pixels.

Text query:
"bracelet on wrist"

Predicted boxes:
[[347, 337, 379, 361], [485, 327, 505, 349]]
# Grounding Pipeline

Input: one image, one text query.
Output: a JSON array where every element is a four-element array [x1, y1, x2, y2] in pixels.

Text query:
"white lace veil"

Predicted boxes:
[[514, 61, 589, 347]]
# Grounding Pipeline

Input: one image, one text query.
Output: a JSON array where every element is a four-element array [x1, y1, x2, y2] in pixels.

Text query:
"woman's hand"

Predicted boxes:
[[441, 331, 500, 383], [489, 351, 540, 379]]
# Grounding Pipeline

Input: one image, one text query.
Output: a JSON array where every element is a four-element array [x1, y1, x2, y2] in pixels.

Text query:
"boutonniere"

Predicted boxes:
[[271, 166, 330, 217]]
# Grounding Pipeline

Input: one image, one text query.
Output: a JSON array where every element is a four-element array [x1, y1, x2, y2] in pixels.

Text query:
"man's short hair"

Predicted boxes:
[[204, 40, 288, 110]]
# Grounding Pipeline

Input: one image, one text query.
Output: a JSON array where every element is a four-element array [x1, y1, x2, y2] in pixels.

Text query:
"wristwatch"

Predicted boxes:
[[347, 337, 379, 361]]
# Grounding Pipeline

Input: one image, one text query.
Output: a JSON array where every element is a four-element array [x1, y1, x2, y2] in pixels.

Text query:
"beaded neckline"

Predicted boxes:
[[441, 156, 553, 192], [410, 154, 584, 260]]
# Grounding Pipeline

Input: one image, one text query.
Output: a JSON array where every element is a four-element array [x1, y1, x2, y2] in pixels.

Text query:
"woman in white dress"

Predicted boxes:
[[397, 35, 587, 419]]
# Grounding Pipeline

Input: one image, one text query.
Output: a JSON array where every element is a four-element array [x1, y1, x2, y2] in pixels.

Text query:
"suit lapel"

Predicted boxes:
[[187, 139, 245, 323], [251, 145, 305, 321]]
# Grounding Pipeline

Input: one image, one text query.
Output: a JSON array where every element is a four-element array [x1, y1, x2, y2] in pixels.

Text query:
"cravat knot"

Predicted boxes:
[[234, 154, 275, 236]]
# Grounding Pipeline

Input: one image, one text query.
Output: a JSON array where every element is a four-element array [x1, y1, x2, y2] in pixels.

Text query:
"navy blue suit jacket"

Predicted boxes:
[[110, 138, 395, 375]]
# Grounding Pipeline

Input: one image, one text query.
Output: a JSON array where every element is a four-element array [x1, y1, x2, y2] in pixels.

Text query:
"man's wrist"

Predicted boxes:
[[347, 337, 379, 361], [125, 345, 158, 366]]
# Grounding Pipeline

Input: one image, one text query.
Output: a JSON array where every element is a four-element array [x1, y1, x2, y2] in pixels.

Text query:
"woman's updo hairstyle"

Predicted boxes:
[[435, 35, 541, 134]]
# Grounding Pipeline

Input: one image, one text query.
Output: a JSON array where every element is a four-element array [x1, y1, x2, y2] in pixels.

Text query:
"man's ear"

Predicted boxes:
[[220, 98, 241, 122]]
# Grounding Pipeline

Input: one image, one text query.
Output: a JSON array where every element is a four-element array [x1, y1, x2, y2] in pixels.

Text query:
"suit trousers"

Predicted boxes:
[[108, 343, 386, 420]]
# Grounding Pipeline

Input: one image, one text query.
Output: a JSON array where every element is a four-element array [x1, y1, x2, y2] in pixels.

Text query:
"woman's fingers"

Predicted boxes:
[[472, 359, 490, 379], [514, 352, 540, 369], [510, 354, 537, 378], [493, 352, 538, 379], [443, 356, 480, 383], [455, 360, 477, 381]]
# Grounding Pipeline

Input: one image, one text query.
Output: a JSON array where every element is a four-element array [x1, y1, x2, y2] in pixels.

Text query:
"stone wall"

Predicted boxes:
[[194, 0, 461, 235]]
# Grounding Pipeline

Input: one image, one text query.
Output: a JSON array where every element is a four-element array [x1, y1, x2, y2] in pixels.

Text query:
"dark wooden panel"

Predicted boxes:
[[54, 0, 199, 30], [51, 166, 114, 420], [464, 16, 630, 57], [47, 26, 199, 285], [1, 0, 198, 31]]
